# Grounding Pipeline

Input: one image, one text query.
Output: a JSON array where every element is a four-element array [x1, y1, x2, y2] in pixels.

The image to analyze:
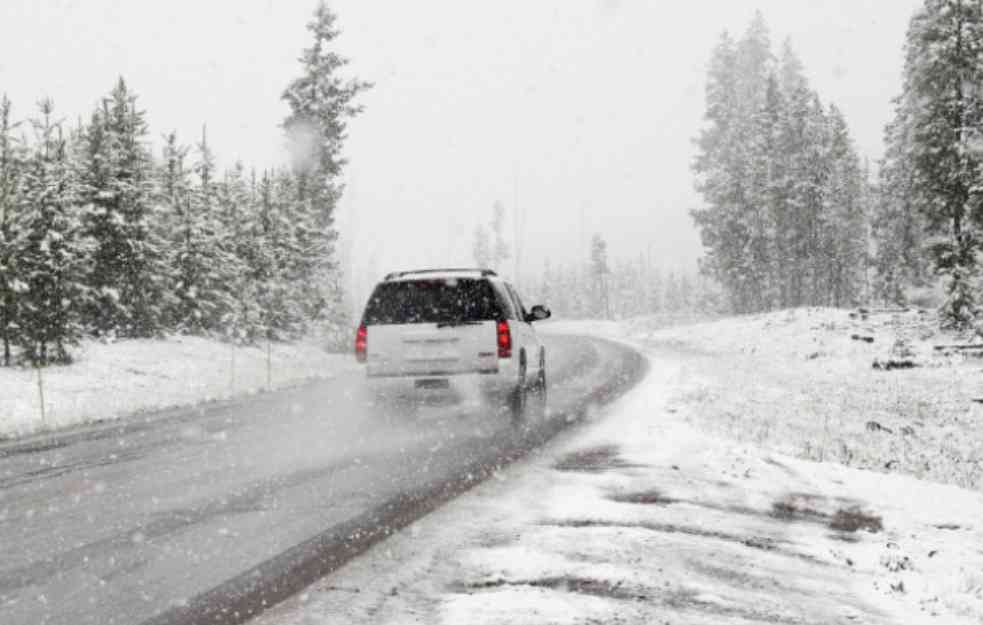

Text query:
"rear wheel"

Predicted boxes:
[[509, 360, 528, 425], [529, 354, 547, 420]]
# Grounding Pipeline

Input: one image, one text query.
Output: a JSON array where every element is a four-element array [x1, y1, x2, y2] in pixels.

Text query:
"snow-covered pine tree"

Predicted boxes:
[[745, 72, 782, 311], [246, 170, 283, 341], [15, 100, 93, 364], [784, 89, 830, 306], [678, 273, 695, 312], [158, 131, 191, 329], [774, 43, 811, 306], [472, 224, 492, 268], [589, 233, 610, 319], [164, 128, 239, 335], [0, 95, 25, 366], [898, 0, 983, 328], [648, 265, 663, 314], [692, 32, 742, 310], [281, 1, 370, 337], [81, 78, 170, 337], [217, 162, 263, 341], [664, 272, 681, 313], [692, 15, 773, 314], [268, 169, 309, 338], [873, 92, 924, 304], [823, 104, 867, 307], [491, 201, 510, 271]]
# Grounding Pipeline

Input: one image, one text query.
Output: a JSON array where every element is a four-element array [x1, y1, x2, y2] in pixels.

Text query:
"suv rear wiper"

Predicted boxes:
[[436, 320, 483, 328]]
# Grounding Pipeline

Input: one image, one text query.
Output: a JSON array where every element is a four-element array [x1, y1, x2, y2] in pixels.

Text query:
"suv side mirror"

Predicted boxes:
[[527, 305, 551, 322]]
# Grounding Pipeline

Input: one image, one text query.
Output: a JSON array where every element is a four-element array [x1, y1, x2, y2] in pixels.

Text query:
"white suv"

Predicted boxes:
[[355, 268, 551, 418]]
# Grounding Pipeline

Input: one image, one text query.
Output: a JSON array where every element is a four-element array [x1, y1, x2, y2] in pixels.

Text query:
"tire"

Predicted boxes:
[[509, 359, 528, 425], [530, 355, 547, 420]]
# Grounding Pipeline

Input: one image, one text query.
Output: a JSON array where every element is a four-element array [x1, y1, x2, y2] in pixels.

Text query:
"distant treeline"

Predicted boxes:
[[528, 251, 715, 321], [0, 2, 369, 366]]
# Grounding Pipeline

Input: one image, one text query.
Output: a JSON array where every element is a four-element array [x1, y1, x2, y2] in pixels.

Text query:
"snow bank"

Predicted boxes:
[[0, 335, 356, 438]]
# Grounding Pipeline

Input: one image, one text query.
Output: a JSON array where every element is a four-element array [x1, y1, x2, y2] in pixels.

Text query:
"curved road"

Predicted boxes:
[[0, 334, 646, 625]]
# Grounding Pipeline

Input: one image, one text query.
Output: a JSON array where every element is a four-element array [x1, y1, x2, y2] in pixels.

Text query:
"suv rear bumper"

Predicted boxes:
[[365, 357, 518, 380], [366, 368, 498, 378], [364, 358, 520, 395]]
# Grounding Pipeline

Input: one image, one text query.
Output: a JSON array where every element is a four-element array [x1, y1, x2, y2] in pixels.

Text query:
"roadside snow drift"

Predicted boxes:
[[0, 336, 355, 438]]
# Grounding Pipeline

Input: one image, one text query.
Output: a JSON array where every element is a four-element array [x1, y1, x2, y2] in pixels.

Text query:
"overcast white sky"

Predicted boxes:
[[1, 0, 921, 299]]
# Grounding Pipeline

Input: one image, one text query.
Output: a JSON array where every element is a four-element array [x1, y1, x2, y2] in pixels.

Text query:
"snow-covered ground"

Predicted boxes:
[[0, 336, 357, 439], [641, 307, 983, 491], [253, 311, 983, 625]]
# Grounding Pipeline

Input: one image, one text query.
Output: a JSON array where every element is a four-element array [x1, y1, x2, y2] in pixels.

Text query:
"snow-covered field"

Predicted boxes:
[[642, 307, 983, 491], [253, 311, 983, 625], [0, 336, 357, 439]]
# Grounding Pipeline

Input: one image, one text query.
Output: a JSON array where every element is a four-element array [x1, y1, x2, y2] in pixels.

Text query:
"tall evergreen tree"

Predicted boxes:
[[217, 162, 262, 340], [81, 79, 169, 337], [491, 201, 510, 270], [873, 91, 926, 304], [589, 233, 610, 318], [281, 1, 370, 333], [823, 105, 867, 306], [162, 129, 240, 335], [892, 0, 983, 327], [472, 224, 492, 268], [0, 95, 24, 365], [16, 100, 92, 364]]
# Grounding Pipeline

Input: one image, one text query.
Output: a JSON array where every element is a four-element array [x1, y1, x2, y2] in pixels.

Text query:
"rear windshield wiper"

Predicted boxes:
[[436, 320, 483, 328]]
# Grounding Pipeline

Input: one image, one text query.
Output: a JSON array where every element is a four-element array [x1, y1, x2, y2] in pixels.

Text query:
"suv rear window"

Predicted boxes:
[[362, 278, 503, 325]]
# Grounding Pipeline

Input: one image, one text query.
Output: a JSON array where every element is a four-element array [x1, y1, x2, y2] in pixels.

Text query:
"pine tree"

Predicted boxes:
[[823, 105, 867, 307], [0, 95, 24, 366], [281, 1, 370, 336], [648, 266, 664, 313], [81, 78, 170, 337], [694, 16, 870, 313], [248, 170, 284, 341], [898, 0, 983, 328], [873, 91, 926, 304], [472, 224, 491, 268], [159, 131, 192, 329], [15, 100, 93, 364], [589, 233, 610, 318], [163, 128, 240, 335], [744, 73, 782, 310], [217, 162, 262, 341], [664, 272, 681, 313], [692, 31, 745, 310], [491, 201, 510, 270]]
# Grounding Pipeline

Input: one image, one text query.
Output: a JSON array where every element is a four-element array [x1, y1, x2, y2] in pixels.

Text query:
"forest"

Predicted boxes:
[[0, 4, 369, 366], [692, 5, 983, 330]]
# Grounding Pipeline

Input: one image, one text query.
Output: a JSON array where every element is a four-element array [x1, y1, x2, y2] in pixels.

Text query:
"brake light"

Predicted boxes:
[[355, 324, 368, 362], [497, 320, 512, 358]]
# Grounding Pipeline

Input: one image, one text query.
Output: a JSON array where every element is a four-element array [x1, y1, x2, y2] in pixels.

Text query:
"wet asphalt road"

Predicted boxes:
[[0, 334, 646, 625]]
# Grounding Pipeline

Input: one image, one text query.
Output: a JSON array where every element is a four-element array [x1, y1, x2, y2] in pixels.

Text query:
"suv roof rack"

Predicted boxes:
[[384, 268, 497, 281]]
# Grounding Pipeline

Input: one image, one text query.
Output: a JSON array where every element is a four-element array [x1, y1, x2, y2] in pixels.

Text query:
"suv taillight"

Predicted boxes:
[[497, 320, 512, 358], [355, 324, 368, 362]]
